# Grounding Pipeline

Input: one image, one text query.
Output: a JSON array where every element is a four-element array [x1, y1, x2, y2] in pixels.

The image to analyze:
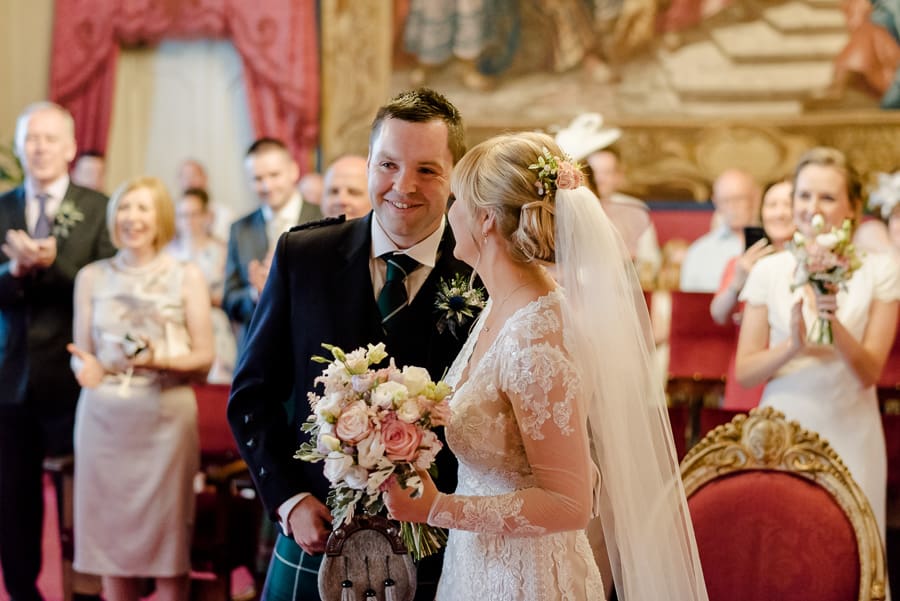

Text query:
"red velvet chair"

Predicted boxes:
[[681, 407, 886, 601], [191, 384, 262, 601], [667, 291, 736, 445]]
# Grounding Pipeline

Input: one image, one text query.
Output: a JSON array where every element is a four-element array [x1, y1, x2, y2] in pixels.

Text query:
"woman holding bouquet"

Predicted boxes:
[[67, 176, 213, 601], [736, 147, 900, 543], [385, 132, 708, 600]]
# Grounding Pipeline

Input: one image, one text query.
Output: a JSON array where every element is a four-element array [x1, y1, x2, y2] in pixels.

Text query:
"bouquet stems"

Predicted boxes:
[[808, 281, 835, 345], [399, 522, 448, 561]]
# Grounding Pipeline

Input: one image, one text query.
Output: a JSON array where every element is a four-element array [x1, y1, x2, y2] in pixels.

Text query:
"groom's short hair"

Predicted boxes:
[[369, 88, 466, 164]]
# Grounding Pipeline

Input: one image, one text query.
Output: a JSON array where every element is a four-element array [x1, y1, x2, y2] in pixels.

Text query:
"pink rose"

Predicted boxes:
[[381, 415, 423, 462], [555, 162, 583, 190], [335, 401, 372, 444]]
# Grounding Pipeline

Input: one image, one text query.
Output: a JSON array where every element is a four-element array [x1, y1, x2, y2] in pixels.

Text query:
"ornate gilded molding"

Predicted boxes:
[[319, 0, 392, 166], [681, 406, 886, 601]]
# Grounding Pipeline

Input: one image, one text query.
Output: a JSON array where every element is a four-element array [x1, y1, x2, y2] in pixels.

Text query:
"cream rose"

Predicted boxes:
[[396, 398, 422, 423], [401, 365, 430, 396], [335, 400, 372, 444], [381, 415, 423, 462], [344, 464, 369, 490]]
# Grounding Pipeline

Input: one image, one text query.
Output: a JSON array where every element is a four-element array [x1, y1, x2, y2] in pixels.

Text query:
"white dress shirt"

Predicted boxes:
[[261, 192, 304, 250]]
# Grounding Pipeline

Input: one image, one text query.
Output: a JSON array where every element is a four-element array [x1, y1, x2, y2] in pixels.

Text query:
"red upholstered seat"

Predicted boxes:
[[878, 319, 900, 393], [191, 384, 262, 600], [681, 407, 887, 601], [690, 471, 858, 601], [668, 291, 735, 383]]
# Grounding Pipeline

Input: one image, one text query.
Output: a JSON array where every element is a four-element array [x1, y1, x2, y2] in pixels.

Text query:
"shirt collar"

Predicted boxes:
[[26, 174, 69, 202], [371, 215, 446, 269], [261, 191, 303, 224]]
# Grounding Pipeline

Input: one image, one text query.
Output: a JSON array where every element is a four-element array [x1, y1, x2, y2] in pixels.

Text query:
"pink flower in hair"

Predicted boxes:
[[555, 161, 583, 190]]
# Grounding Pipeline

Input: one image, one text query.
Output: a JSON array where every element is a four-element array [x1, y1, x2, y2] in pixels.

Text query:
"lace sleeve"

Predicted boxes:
[[427, 316, 595, 536]]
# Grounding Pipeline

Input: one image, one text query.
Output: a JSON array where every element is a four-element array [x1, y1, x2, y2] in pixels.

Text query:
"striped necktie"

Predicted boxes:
[[377, 252, 420, 329]]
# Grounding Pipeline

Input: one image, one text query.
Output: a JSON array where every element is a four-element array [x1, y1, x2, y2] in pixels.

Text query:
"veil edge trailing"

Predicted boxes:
[[555, 186, 709, 601]]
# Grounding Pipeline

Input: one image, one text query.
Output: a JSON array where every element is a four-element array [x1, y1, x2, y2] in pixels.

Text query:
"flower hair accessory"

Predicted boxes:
[[528, 147, 583, 198], [868, 171, 900, 219]]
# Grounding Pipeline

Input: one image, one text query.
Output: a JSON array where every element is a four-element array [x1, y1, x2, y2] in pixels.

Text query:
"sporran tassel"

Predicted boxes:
[[383, 555, 398, 601], [341, 556, 354, 601], [364, 556, 377, 599]]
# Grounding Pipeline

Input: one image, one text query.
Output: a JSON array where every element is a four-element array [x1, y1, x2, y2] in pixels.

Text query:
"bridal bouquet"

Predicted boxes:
[[789, 216, 862, 344], [296, 343, 451, 560]]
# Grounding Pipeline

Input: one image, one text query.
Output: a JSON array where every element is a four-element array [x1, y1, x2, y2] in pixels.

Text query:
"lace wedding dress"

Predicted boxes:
[[429, 289, 604, 601]]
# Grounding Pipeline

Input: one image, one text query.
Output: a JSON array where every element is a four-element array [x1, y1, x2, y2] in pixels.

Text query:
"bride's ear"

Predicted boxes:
[[480, 211, 496, 238]]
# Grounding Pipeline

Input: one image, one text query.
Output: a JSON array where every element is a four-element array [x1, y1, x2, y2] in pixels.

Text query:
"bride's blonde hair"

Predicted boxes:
[[451, 132, 566, 264]]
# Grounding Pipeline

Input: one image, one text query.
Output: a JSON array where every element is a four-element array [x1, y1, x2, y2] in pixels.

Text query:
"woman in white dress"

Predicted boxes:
[[385, 132, 708, 600], [737, 147, 900, 543], [68, 176, 214, 601]]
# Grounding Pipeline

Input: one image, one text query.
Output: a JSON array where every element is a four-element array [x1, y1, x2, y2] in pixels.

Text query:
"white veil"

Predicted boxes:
[[555, 186, 709, 600]]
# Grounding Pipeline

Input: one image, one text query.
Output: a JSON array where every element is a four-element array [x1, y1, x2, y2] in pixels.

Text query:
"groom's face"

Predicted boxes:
[[368, 118, 453, 250]]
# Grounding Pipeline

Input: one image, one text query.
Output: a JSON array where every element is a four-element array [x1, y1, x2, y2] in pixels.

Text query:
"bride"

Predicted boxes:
[[385, 132, 708, 600]]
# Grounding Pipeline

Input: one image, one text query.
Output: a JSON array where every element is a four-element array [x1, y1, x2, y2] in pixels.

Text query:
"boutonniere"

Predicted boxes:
[[53, 199, 85, 239], [434, 273, 486, 338]]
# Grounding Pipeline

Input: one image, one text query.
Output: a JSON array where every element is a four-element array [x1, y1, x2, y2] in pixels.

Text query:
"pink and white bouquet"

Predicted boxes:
[[296, 343, 452, 560], [789, 216, 862, 344]]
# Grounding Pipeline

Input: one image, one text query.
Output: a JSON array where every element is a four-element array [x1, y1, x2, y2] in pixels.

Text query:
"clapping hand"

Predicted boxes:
[[248, 259, 269, 294], [3, 230, 57, 276]]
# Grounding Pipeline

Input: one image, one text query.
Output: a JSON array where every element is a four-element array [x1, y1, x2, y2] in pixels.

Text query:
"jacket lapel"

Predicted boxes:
[[331, 215, 383, 347]]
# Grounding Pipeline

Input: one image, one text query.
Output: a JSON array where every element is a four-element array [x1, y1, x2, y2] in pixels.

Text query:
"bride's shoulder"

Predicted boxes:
[[505, 290, 565, 341]]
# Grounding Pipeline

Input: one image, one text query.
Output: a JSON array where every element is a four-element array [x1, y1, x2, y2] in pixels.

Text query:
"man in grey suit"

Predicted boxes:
[[223, 138, 322, 346], [0, 102, 115, 601]]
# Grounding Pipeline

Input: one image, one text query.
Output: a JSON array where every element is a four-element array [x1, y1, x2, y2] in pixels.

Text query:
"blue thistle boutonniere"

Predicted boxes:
[[434, 274, 485, 338], [53, 200, 85, 239]]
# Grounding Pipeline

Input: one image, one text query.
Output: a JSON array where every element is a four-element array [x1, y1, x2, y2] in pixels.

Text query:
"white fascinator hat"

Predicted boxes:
[[554, 113, 622, 162]]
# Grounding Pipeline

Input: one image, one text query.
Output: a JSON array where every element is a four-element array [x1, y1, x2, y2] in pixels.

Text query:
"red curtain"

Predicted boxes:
[[49, 0, 319, 171]]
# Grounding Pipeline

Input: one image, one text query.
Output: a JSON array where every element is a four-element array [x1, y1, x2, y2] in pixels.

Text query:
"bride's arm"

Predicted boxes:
[[427, 336, 595, 536]]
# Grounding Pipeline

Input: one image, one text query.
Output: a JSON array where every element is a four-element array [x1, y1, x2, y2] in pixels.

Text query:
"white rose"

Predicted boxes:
[[323, 452, 353, 484], [344, 465, 369, 490], [815, 232, 838, 250], [401, 366, 431, 396], [396, 398, 422, 423], [357, 432, 386, 469], [371, 381, 408, 409]]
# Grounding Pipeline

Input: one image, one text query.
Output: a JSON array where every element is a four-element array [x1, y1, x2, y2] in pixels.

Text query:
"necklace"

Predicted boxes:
[[482, 281, 535, 333]]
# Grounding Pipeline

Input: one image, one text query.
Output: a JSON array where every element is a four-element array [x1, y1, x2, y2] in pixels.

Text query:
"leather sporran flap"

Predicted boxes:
[[318, 515, 416, 601]]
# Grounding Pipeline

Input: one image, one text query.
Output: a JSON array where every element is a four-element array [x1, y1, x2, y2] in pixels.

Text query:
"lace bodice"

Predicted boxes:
[[429, 289, 595, 535]]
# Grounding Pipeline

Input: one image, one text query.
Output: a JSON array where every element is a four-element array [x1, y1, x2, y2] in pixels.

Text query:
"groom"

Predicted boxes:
[[227, 88, 475, 601]]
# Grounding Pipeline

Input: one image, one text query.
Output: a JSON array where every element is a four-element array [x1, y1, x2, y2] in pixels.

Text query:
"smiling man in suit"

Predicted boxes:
[[223, 138, 323, 348], [228, 88, 476, 601], [0, 102, 115, 601]]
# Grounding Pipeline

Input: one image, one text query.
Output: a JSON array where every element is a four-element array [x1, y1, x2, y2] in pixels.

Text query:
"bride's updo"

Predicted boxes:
[[451, 132, 582, 264]]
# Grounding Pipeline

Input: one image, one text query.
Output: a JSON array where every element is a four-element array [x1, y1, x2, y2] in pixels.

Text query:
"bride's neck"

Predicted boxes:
[[478, 248, 551, 301]]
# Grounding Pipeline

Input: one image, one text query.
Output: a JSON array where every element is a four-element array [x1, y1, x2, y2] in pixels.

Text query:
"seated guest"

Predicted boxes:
[[169, 187, 237, 384], [223, 139, 322, 347], [866, 170, 900, 255], [680, 169, 760, 292], [320, 155, 370, 219], [710, 180, 795, 410], [68, 176, 213, 601]]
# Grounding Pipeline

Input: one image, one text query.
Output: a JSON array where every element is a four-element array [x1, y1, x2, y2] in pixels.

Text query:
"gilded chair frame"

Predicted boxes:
[[680, 406, 886, 601]]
